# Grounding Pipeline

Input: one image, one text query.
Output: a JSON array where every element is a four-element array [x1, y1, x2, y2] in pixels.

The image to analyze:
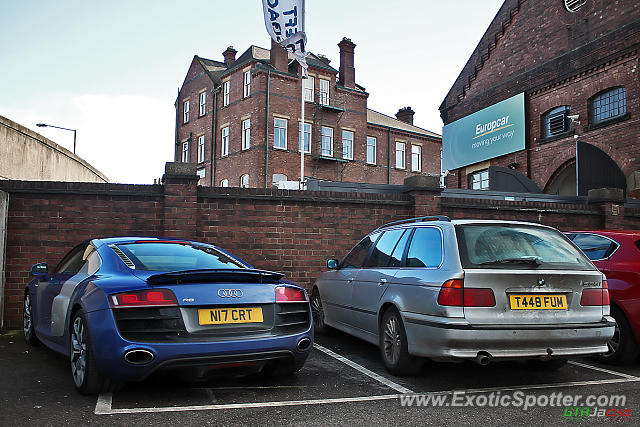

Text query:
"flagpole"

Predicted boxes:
[[299, 0, 306, 190]]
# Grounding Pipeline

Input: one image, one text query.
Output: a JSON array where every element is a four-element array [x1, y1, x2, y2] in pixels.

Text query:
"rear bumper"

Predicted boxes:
[[86, 308, 313, 381], [403, 312, 615, 360]]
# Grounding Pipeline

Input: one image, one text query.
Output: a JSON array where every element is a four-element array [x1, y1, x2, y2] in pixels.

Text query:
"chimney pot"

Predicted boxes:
[[338, 37, 356, 89], [396, 107, 415, 125], [222, 46, 237, 67]]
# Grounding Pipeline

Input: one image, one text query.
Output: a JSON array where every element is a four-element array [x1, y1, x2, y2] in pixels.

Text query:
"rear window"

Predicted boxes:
[[114, 242, 244, 271], [455, 224, 594, 270]]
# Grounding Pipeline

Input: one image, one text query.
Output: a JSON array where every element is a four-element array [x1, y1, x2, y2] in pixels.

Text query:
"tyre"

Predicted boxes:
[[70, 309, 116, 394], [594, 306, 639, 365], [379, 307, 423, 376], [527, 358, 568, 371], [311, 288, 331, 335], [23, 291, 40, 346]]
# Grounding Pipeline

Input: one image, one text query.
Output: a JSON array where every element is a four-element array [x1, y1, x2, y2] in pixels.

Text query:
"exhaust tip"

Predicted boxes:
[[297, 338, 311, 352], [475, 351, 492, 366], [124, 349, 154, 365]]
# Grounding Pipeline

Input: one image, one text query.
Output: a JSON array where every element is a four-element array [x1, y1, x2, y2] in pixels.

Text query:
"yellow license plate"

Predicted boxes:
[[198, 307, 263, 325], [509, 294, 567, 310]]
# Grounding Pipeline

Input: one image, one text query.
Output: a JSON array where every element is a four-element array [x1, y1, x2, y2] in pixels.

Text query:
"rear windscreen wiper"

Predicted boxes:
[[478, 257, 541, 266]]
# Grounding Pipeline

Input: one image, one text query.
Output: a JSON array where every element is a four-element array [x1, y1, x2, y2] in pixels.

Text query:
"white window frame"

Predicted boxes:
[[319, 79, 330, 105], [242, 119, 251, 150], [221, 126, 229, 157], [342, 130, 353, 160], [243, 70, 251, 98], [299, 122, 311, 153], [366, 136, 376, 165], [182, 141, 189, 162], [196, 167, 206, 179], [304, 76, 314, 102], [197, 135, 205, 163], [321, 126, 333, 157], [183, 100, 189, 123], [470, 169, 489, 190], [199, 91, 206, 116], [223, 80, 230, 106], [220, 178, 229, 187], [240, 174, 249, 188], [395, 142, 405, 169], [274, 118, 287, 150], [272, 173, 287, 187], [411, 145, 422, 172]]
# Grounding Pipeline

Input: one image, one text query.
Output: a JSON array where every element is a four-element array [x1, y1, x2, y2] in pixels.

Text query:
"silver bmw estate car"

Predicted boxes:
[[311, 217, 615, 375]]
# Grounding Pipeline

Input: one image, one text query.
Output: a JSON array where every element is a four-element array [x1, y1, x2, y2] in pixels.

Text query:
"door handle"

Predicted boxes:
[[378, 279, 388, 286]]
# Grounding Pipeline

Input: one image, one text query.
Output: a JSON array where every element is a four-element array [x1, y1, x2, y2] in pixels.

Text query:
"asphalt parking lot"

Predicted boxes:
[[2, 329, 639, 426]]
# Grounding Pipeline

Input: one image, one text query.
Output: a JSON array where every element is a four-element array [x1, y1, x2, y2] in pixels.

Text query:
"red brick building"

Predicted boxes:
[[175, 38, 441, 188], [440, 0, 639, 197]]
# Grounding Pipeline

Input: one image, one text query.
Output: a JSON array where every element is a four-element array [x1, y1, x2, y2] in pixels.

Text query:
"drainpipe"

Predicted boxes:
[[174, 89, 180, 162], [265, 69, 271, 188], [387, 127, 391, 184], [211, 87, 219, 187]]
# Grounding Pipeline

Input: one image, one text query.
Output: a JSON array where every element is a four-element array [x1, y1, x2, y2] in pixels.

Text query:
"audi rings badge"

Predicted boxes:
[[218, 289, 243, 298]]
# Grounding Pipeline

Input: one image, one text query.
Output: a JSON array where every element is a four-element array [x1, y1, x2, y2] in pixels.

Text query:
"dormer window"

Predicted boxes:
[[564, 0, 586, 12]]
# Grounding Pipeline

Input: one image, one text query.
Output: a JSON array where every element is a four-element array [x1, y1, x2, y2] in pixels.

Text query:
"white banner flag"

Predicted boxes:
[[261, 0, 308, 76]]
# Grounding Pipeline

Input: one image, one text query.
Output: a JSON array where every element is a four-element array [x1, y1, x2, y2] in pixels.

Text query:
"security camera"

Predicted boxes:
[[441, 170, 450, 177], [567, 114, 580, 120]]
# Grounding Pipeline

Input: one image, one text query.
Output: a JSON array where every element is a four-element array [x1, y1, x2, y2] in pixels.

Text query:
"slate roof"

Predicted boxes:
[[367, 109, 441, 139]]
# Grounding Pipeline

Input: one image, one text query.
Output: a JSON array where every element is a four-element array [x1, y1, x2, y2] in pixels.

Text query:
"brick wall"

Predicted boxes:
[[440, 0, 640, 194], [2, 164, 639, 329]]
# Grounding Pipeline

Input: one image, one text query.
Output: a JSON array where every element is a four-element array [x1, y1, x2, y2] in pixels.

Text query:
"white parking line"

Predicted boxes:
[[313, 343, 414, 394], [568, 360, 639, 379], [95, 376, 640, 415]]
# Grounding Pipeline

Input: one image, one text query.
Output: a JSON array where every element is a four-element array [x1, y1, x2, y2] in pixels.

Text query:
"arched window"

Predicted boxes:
[[564, 0, 586, 13], [590, 87, 626, 124], [272, 173, 287, 187], [240, 174, 249, 188], [220, 179, 228, 187], [542, 106, 571, 138]]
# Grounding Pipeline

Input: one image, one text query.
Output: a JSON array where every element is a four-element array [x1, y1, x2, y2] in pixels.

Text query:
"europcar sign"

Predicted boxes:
[[442, 92, 525, 171]]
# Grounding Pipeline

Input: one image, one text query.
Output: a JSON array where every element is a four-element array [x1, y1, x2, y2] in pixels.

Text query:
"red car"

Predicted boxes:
[[565, 230, 640, 364]]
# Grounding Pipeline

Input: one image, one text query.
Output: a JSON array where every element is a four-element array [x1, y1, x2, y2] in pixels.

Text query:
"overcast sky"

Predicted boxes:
[[0, 0, 504, 184]]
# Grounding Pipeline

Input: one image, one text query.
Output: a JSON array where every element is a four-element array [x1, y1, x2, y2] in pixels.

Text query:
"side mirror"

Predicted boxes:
[[30, 263, 49, 276], [327, 259, 339, 270]]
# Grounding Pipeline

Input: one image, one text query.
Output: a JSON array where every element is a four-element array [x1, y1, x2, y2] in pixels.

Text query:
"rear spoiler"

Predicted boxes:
[[146, 268, 285, 285]]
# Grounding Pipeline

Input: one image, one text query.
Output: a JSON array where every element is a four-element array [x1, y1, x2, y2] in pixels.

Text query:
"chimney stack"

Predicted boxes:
[[222, 46, 237, 67], [270, 39, 289, 72], [338, 37, 356, 88], [396, 107, 415, 125]]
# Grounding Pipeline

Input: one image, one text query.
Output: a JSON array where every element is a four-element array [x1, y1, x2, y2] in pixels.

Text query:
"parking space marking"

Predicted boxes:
[[95, 376, 640, 415], [568, 360, 639, 379], [313, 343, 414, 394]]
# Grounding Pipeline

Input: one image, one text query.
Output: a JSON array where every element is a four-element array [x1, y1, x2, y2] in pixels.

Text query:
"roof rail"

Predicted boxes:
[[375, 216, 451, 231]]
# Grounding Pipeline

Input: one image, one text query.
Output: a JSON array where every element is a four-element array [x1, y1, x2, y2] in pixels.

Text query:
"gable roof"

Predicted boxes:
[[367, 109, 441, 139]]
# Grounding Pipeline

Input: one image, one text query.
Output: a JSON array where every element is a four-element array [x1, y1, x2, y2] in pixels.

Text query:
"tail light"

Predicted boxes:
[[580, 280, 610, 306], [110, 289, 178, 308], [437, 279, 495, 307], [275, 286, 308, 303]]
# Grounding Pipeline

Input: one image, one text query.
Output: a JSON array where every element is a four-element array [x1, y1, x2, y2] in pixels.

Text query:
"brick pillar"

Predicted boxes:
[[587, 188, 625, 230], [404, 175, 442, 217], [162, 162, 199, 240]]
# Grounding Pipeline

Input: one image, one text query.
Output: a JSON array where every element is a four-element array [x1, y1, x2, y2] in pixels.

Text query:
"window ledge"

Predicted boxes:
[[585, 113, 630, 132], [273, 146, 287, 151], [538, 129, 574, 145]]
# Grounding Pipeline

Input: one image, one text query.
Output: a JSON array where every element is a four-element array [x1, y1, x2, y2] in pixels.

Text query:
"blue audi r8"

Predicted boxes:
[[23, 237, 313, 394]]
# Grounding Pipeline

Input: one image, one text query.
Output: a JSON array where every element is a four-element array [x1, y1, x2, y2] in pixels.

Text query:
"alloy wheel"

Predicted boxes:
[[383, 316, 401, 365], [71, 316, 87, 388], [607, 321, 621, 355], [311, 294, 324, 329], [23, 294, 32, 336]]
